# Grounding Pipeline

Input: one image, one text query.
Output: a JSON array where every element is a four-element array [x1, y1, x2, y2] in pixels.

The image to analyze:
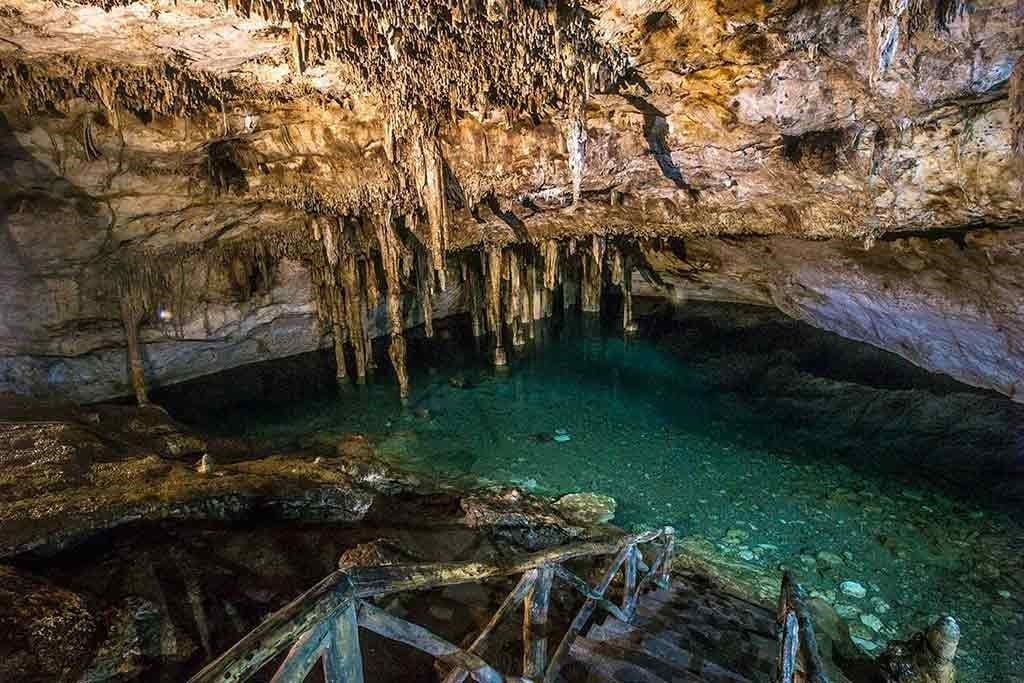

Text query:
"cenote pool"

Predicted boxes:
[[167, 303, 1024, 682]]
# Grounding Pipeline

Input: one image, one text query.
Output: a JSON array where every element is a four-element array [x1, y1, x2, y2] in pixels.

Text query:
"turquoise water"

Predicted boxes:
[[184, 306, 1024, 682]]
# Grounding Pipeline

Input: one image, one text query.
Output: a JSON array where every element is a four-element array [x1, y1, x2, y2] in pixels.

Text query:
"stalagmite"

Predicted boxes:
[[485, 247, 506, 366], [375, 211, 409, 401], [119, 297, 149, 406]]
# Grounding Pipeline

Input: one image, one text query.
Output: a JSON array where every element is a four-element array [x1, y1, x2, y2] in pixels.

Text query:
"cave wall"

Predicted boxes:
[[637, 228, 1024, 402]]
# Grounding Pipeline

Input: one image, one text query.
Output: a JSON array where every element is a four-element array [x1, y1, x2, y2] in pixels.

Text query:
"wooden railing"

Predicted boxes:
[[776, 571, 830, 683], [189, 527, 675, 683]]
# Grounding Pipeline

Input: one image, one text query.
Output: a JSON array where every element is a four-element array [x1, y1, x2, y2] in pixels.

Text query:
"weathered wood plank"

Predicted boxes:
[[356, 601, 506, 683], [323, 602, 363, 683], [443, 570, 538, 683], [269, 620, 330, 683], [780, 573, 830, 683], [778, 611, 799, 683], [348, 530, 663, 600], [550, 563, 630, 623], [658, 528, 675, 588], [189, 574, 354, 683], [543, 544, 632, 683], [523, 565, 553, 678]]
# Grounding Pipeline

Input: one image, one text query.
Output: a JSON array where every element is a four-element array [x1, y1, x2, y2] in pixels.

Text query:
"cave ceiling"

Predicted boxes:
[[1, 0, 1020, 260]]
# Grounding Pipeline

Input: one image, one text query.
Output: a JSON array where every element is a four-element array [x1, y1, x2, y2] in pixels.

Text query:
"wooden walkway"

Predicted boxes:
[[189, 527, 828, 683], [567, 574, 779, 682]]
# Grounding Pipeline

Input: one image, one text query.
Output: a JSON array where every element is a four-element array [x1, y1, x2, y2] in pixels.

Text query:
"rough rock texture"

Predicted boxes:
[[0, 393, 375, 557], [0, 0, 1022, 399]]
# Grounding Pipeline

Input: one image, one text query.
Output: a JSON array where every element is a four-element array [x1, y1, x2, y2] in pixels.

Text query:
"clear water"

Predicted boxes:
[[182, 306, 1024, 682]]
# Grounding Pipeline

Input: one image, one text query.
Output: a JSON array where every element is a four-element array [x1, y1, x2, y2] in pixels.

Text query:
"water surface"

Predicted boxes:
[[173, 304, 1024, 682]]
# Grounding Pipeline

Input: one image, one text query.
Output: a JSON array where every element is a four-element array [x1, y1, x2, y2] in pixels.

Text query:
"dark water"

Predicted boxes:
[[164, 303, 1024, 682]]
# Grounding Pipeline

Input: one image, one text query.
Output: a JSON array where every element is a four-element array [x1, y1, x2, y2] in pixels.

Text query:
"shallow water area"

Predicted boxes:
[[173, 304, 1024, 682]]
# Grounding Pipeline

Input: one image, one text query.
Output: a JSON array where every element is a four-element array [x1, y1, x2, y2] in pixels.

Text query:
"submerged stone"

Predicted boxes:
[[840, 581, 868, 599]]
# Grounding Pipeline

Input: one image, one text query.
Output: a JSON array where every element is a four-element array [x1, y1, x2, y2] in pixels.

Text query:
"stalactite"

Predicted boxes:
[[867, 0, 908, 85], [119, 297, 149, 406], [566, 108, 588, 205], [341, 253, 367, 383], [542, 239, 559, 291], [581, 235, 604, 313], [507, 248, 526, 348], [485, 246, 506, 366], [466, 257, 484, 338], [418, 252, 436, 339], [374, 210, 409, 401], [412, 131, 449, 290], [1011, 58, 1024, 174], [620, 248, 638, 334]]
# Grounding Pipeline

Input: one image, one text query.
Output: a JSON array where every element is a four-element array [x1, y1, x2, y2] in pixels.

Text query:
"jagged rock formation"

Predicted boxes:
[[0, 0, 1022, 401]]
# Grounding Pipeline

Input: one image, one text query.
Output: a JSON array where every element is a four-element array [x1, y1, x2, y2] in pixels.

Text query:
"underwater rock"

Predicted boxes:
[[553, 492, 617, 525], [876, 616, 960, 683], [0, 565, 99, 682]]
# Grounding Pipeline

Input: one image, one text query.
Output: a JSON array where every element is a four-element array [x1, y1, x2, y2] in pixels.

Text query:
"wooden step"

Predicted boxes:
[[568, 635, 688, 683], [587, 619, 753, 683]]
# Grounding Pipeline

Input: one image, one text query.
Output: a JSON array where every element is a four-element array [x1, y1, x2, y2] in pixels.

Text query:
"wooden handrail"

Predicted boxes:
[[189, 527, 675, 683], [777, 571, 830, 683]]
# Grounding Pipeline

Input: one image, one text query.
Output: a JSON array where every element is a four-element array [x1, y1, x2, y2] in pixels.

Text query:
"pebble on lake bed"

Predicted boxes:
[[840, 581, 867, 598]]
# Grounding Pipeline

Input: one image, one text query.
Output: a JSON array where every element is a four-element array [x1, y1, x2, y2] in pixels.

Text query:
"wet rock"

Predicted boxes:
[[197, 454, 215, 474], [877, 617, 960, 683], [0, 565, 99, 682], [723, 528, 749, 545], [553, 492, 616, 526], [461, 488, 584, 551], [338, 538, 419, 571], [816, 551, 845, 571], [806, 596, 874, 683], [80, 597, 197, 682], [860, 613, 884, 633]]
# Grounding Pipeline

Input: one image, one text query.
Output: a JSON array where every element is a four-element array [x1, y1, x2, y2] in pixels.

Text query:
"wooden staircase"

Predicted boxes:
[[567, 574, 779, 682]]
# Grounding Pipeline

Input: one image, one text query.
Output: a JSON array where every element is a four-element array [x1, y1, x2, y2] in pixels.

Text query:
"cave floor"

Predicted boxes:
[[175, 302, 1024, 682]]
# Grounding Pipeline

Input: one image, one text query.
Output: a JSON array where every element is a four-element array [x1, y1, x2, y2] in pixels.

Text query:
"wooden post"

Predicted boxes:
[[323, 602, 363, 683], [270, 620, 330, 683], [778, 611, 799, 683], [622, 546, 638, 615], [443, 570, 537, 683], [357, 601, 503, 683], [120, 297, 149, 406], [659, 527, 675, 589], [544, 544, 632, 683], [523, 565, 553, 679]]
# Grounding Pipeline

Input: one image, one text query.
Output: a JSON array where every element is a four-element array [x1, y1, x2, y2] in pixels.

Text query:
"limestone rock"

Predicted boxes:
[[876, 616, 960, 683], [338, 538, 419, 571], [553, 492, 617, 526]]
